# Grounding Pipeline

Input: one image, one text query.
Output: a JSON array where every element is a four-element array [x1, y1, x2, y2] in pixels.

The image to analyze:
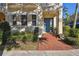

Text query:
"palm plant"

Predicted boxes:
[[65, 12, 70, 25], [63, 7, 71, 37], [63, 7, 70, 25]]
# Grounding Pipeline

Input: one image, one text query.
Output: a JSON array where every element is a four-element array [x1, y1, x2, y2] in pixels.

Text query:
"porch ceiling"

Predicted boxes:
[[42, 10, 59, 18], [8, 3, 22, 12], [22, 4, 38, 12]]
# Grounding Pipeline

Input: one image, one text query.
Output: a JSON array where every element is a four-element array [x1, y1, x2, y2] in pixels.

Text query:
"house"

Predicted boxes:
[[0, 3, 63, 36]]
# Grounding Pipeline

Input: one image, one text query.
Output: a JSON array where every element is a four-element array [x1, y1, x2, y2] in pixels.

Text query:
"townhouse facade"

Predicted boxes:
[[0, 3, 63, 35]]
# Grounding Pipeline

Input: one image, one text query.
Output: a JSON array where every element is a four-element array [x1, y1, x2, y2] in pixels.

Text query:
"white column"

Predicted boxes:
[[58, 3, 63, 34], [53, 17, 57, 28], [39, 11, 46, 34], [5, 3, 8, 21]]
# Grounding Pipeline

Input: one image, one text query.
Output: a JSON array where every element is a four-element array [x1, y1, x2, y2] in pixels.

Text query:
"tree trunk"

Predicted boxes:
[[73, 3, 79, 29]]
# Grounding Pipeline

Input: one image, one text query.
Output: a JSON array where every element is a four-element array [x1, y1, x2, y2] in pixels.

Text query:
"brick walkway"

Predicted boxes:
[[38, 33, 73, 50]]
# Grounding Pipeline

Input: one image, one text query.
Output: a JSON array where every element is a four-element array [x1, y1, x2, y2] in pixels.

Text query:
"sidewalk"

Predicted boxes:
[[2, 49, 79, 56]]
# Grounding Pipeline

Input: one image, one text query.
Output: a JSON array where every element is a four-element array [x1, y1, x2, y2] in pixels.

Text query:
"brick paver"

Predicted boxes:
[[38, 33, 73, 50]]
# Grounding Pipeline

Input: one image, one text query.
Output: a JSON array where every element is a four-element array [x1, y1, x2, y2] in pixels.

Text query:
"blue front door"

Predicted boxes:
[[44, 18, 51, 32]]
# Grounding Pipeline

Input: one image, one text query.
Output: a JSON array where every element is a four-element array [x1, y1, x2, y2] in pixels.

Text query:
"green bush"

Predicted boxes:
[[75, 29, 79, 46], [64, 37, 76, 45], [12, 31, 20, 36], [0, 31, 2, 42], [70, 29, 79, 37], [20, 33, 33, 42], [32, 34, 38, 42], [26, 33, 33, 41], [0, 31, 2, 38], [64, 28, 79, 45], [10, 35, 18, 40], [19, 32, 25, 35], [75, 38, 79, 46], [64, 25, 71, 37], [17, 35, 22, 39], [11, 32, 26, 40], [76, 38, 79, 46], [75, 29, 79, 38], [10, 32, 34, 42], [22, 35, 27, 43], [70, 29, 76, 37]]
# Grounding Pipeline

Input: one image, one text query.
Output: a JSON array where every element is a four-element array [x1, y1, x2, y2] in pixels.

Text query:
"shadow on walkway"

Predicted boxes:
[[0, 45, 5, 56]]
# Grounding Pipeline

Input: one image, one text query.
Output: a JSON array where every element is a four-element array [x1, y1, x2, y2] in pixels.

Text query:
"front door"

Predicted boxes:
[[44, 18, 51, 32], [44, 18, 53, 32]]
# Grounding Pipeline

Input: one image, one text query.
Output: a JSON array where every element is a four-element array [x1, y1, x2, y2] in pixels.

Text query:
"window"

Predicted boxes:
[[0, 3, 6, 7], [21, 15, 27, 26], [12, 14, 17, 25], [32, 15, 36, 26]]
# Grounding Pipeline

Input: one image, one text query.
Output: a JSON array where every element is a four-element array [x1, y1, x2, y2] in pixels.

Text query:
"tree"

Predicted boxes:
[[0, 21, 11, 45], [73, 3, 79, 29], [65, 11, 70, 25], [63, 7, 70, 25]]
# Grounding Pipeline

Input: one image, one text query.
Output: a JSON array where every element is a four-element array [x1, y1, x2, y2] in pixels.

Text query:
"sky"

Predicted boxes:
[[63, 3, 79, 18]]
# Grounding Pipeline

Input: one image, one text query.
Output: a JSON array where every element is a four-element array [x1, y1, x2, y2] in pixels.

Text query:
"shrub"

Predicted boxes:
[[70, 28, 79, 37], [10, 31, 34, 42], [26, 33, 33, 41], [10, 35, 18, 40], [75, 29, 79, 38], [19, 32, 25, 35], [22, 35, 27, 43], [0, 31, 2, 38], [11, 31, 26, 40], [0, 31, 2, 42], [64, 25, 71, 37], [64, 28, 79, 45], [32, 27, 39, 42], [75, 29, 79, 46], [32, 34, 38, 42], [21, 33, 33, 42], [75, 38, 79, 46], [12, 31, 20, 36], [64, 37, 76, 45], [70, 29, 76, 37]]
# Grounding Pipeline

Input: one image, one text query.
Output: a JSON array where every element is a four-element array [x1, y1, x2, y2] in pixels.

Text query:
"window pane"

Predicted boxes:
[[12, 14, 17, 25], [32, 15, 36, 26], [21, 15, 27, 26]]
